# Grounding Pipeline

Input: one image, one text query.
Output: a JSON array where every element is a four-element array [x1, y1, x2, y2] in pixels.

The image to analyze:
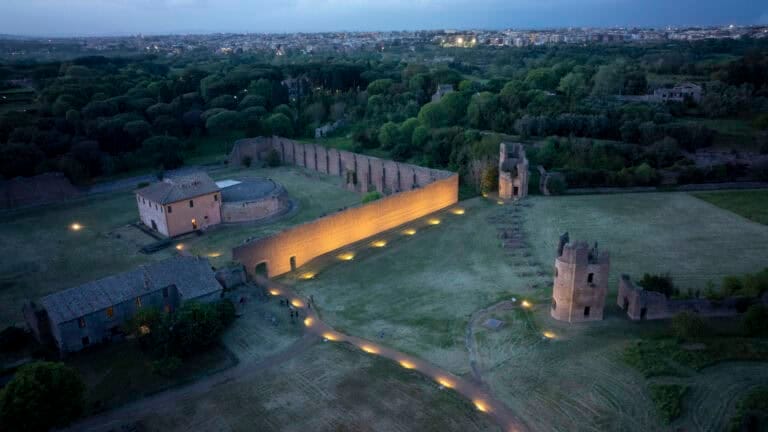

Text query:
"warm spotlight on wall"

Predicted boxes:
[[450, 208, 465, 215], [403, 228, 417, 236], [427, 218, 441, 225], [371, 240, 387, 248]]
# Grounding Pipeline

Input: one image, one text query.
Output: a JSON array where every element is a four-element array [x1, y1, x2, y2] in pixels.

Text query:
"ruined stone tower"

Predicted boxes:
[[550, 233, 610, 323], [498, 142, 529, 200]]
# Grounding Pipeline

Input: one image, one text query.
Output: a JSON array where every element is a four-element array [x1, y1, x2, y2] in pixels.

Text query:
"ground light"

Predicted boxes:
[[337, 252, 355, 261], [399, 360, 415, 369], [303, 317, 314, 327], [450, 208, 465, 215], [299, 272, 315, 280], [474, 400, 490, 413], [175, 244, 184, 251], [268, 288, 281, 296], [427, 218, 441, 225], [207, 252, 222, 258], [69, 223, 83, 231], [402, 228, 417, 236], [436, 377, 455, 389], [497, 200, 504, 205], [543, 331, 556, 339], [323, 332, 339, 341], [521, 300, 532, 308], [360, 344, 379, 354], [371, 240, 387, 248], [291, 298, 304, 308]]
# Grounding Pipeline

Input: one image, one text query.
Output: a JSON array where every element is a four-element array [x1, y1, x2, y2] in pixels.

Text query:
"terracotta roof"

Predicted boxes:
[[136, 172, 220, 205], [40, 256, 222, 325]]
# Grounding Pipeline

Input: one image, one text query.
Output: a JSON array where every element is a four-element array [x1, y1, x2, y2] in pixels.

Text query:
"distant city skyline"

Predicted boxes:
[[0, 0, 766, 37]]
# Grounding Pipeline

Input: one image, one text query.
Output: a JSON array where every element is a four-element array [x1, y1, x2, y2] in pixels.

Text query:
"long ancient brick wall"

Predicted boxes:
[[230, 136, 459, 278]]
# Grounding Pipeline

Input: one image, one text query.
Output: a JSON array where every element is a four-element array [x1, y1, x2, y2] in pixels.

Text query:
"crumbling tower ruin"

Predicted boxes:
[[498, 142, 529, 200], [551, 233, 610, 323]]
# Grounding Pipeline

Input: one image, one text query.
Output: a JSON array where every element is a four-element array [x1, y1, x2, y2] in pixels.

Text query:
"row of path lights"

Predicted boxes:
[[255, 207, 533, 431]]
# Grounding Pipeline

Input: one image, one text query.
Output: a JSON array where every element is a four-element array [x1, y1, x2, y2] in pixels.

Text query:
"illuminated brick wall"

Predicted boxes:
[[230, 137, 459, 278]]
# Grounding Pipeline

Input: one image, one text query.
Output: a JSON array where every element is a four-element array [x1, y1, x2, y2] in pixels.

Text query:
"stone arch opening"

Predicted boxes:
[[255, 262, 269, 278]]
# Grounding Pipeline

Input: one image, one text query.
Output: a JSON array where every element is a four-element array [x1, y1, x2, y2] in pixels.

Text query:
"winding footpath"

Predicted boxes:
[[260, 276, 527, 432], [64, 276, 527, 432]]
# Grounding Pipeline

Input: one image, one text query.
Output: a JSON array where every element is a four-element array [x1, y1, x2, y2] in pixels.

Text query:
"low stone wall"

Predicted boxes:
[[617, 274, 750, 320], [230, 136, 459, 278], [221, 184, 291, 223]]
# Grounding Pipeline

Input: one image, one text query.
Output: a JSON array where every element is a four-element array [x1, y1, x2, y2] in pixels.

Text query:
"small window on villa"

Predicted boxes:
[[189, 200, 194, 208], [106, 307, 114, 319], [78, 318, 86, 328], [551, 298, 557, 310], [162, 287, 169, 298], [584, 306, 591, 317], [167, 205, 172, 213], [214, 194, 218, 202], [136, 297, 142, 308], [588, 273, 594, 284]]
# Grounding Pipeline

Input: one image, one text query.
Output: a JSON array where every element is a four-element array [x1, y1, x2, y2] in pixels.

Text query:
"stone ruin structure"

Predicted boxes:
[[617, 274, 762, 320], [498, 142, 529, 200], [229, 136, 459, 278], [551, 233, 610, 323]]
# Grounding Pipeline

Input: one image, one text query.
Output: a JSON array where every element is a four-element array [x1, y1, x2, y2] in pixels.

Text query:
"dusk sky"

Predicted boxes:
[[1, 0, 766, 37]]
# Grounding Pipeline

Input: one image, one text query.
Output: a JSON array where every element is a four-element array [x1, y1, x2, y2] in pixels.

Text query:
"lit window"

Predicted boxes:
[[189, 200, 194, 208], [106, 307, 114, 318], [136, 297, 142, 308], [78, 318, 86, 328], [167, 205, 172, 213]]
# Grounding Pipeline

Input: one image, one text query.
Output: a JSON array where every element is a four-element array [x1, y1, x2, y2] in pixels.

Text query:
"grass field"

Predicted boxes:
[[0, 165, 359, 326], [291, 198, 546, 374], [524, 192, 768, 292], [139, 342, 499, 432], [692, 190, 768, 226]]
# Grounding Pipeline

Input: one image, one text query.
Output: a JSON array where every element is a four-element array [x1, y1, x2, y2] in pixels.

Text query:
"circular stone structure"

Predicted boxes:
[[220, 178, 292, 223]]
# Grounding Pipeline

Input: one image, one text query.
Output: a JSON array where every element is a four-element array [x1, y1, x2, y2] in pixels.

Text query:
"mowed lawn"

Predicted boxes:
[[140, 342, 498, 432], [524, 192, 768, 292], [692, 189, 768, 226], [292, 198, 545, 374], [0, 165, 359, 326]]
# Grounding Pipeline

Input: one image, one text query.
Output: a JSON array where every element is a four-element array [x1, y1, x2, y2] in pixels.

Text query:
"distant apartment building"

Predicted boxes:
[[652, 82, 703, 103], [23, 256, 223, 354], [136, 172, 222, 237]]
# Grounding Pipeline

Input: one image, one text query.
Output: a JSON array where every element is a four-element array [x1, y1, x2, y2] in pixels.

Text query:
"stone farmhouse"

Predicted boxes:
[[23, 256, 223, 354], [498, 142, 529, 200], [550, 233, 610, 323], [135, 172, 222, 237]]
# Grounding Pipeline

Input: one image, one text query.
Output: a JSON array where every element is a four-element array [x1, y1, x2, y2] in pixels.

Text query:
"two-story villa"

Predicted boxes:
[[136, 172, 222, 237]]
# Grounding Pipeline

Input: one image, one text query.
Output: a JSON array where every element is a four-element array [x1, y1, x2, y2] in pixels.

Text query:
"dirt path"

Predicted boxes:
[[465, 299, 518, 385], [62, 334, 318, 432], [262, 276, 528, 432]]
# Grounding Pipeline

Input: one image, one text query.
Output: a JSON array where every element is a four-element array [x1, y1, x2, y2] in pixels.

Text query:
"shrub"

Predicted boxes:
[[362, 191, 383, 203], [638, 273, 675, 298], [728, 386, 768, 432], [671, 311, 707, 340], [150, 356, 183, 377], [742, 305, 768, 336], [480, 166, 498, 194], [649, 384, 687, 424], [265, 149, 281, 167], [0, 362, 86, 431], [0, 326, 28, 353], [547, 174, 568, 195]]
